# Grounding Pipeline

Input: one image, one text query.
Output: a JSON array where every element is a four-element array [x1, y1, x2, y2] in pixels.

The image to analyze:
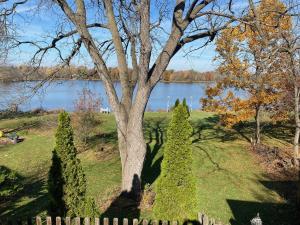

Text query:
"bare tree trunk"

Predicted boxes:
[[294, 86, 300, 166], [116, 115, 146, 198], [114, 86, 151, 198], [254, 105, 261, 144]]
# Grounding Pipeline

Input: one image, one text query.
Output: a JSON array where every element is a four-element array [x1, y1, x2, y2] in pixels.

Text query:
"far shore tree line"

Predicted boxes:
[[0, 65, 216, 83]]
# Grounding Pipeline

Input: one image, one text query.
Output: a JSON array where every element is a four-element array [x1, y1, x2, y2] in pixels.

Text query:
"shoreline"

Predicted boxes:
[[0, 78, 215, 84]]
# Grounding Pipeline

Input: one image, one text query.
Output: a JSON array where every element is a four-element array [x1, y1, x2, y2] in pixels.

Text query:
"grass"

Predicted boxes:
[[0, 111, 298, 225]]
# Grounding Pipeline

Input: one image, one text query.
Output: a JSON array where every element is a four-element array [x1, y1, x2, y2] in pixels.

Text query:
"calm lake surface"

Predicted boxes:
[[0, 80, 241, 111]]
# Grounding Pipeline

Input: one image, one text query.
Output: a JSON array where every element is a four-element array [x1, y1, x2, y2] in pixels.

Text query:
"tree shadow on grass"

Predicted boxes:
[[191, 115, 295, 145], [262, 122, 294, 143], [192, 116, 239, 144], [227, 179, 299, 225], [87, 131, 118, 150], [0, 166, 47, 223], [232, 121, 294, 144], [100, 175, 141, 221], [142, 118, 167, 188], [194, 145, 226, 174]]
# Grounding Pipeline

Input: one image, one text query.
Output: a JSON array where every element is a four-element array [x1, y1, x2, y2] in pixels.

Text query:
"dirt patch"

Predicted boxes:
[[94, 145, 118, 161], [250, 144, 298, 180], [140, 184, 155, 211]]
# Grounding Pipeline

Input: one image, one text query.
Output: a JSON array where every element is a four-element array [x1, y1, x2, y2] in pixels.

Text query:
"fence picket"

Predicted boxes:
[[46, 217, 52, 225], [202, 214, 209, 225], [122, 218, 128, 225], [132, 219, 138, 225], [75, 217, 80, 225], [143, 220, 148, 225], [95, 218, 100, 225], [162, 221, 168, 225], [56, 217, 61, 225], [152, 220, 158, 225], [84, 218, 90, 225], [36, 217, 42, 225], [198, 212, 203, 224], [103, 218, 109, 225], [65, 217, 71, 225]]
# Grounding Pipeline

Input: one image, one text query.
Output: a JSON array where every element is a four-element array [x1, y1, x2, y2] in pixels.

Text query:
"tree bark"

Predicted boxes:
[[116, 115, 146, 197], [294, 86, 300, 165], [254, 105, 261, 144], [114, 85, 151, 198]]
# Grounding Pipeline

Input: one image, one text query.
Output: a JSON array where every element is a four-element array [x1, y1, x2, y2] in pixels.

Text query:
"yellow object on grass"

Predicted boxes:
[[0, 131, 3, 138]]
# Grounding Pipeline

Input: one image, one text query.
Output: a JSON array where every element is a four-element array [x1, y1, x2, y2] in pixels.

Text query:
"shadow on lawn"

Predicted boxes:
[[0, 166, 47, 222], [232, 121, 294, 144], [100, 175, 141, 221], [192, 116, 238, 143], [142, 118, 167, 187], [87, 131, 118, 150], [227, 179, 299, 225], [192, 116, 294, 145]]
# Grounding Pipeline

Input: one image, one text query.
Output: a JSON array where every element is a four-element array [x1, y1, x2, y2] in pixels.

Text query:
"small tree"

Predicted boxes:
[[153, 100, 197, 222], [73, 88, 101, 151], [201, 0, 291, 144], [48, 111, 98, 217]]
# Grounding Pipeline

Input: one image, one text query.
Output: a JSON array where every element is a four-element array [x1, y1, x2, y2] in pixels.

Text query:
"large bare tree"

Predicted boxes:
[[14, 0, 243, 197]]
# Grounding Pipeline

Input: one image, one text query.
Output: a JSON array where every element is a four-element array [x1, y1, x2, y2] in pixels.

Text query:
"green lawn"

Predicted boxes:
[[0, 111, 298, 224]]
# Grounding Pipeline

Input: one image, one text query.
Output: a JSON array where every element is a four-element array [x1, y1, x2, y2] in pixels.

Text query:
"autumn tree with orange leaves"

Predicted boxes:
[[201, 0, 291, 144]]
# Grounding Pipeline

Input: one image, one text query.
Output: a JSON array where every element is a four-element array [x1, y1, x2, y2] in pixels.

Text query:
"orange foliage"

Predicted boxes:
[[201, 0, 291, 127]]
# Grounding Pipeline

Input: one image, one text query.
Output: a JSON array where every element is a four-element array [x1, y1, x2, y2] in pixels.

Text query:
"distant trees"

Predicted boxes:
[[153, 100, 197, 222], [162, 70, 216, 82], [48, 111, 98, 217], [201, 0, 291, 144], [0, 65, 216, 83]]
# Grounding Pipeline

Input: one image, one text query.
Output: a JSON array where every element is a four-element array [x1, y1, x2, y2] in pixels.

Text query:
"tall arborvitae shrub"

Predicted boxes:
[[48, 111, 98, 217], [153, 101, 197, 222]]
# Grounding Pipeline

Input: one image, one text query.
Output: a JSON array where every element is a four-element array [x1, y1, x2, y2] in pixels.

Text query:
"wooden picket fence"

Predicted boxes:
[[0, 213, 228, 225]]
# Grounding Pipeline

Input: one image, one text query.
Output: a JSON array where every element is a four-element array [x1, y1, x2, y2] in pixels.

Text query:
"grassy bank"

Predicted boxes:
[[0, 111, 298, 224]]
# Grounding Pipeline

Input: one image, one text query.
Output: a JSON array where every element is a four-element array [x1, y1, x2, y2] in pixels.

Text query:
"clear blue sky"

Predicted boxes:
[[6, 0, 240, 72]]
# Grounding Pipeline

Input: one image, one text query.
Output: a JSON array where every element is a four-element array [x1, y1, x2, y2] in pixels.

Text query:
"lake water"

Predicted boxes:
[[0, 80, 240, 112]]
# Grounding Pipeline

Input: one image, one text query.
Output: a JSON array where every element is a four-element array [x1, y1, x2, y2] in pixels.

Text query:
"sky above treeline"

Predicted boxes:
[[5, 0, 249, 72]]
